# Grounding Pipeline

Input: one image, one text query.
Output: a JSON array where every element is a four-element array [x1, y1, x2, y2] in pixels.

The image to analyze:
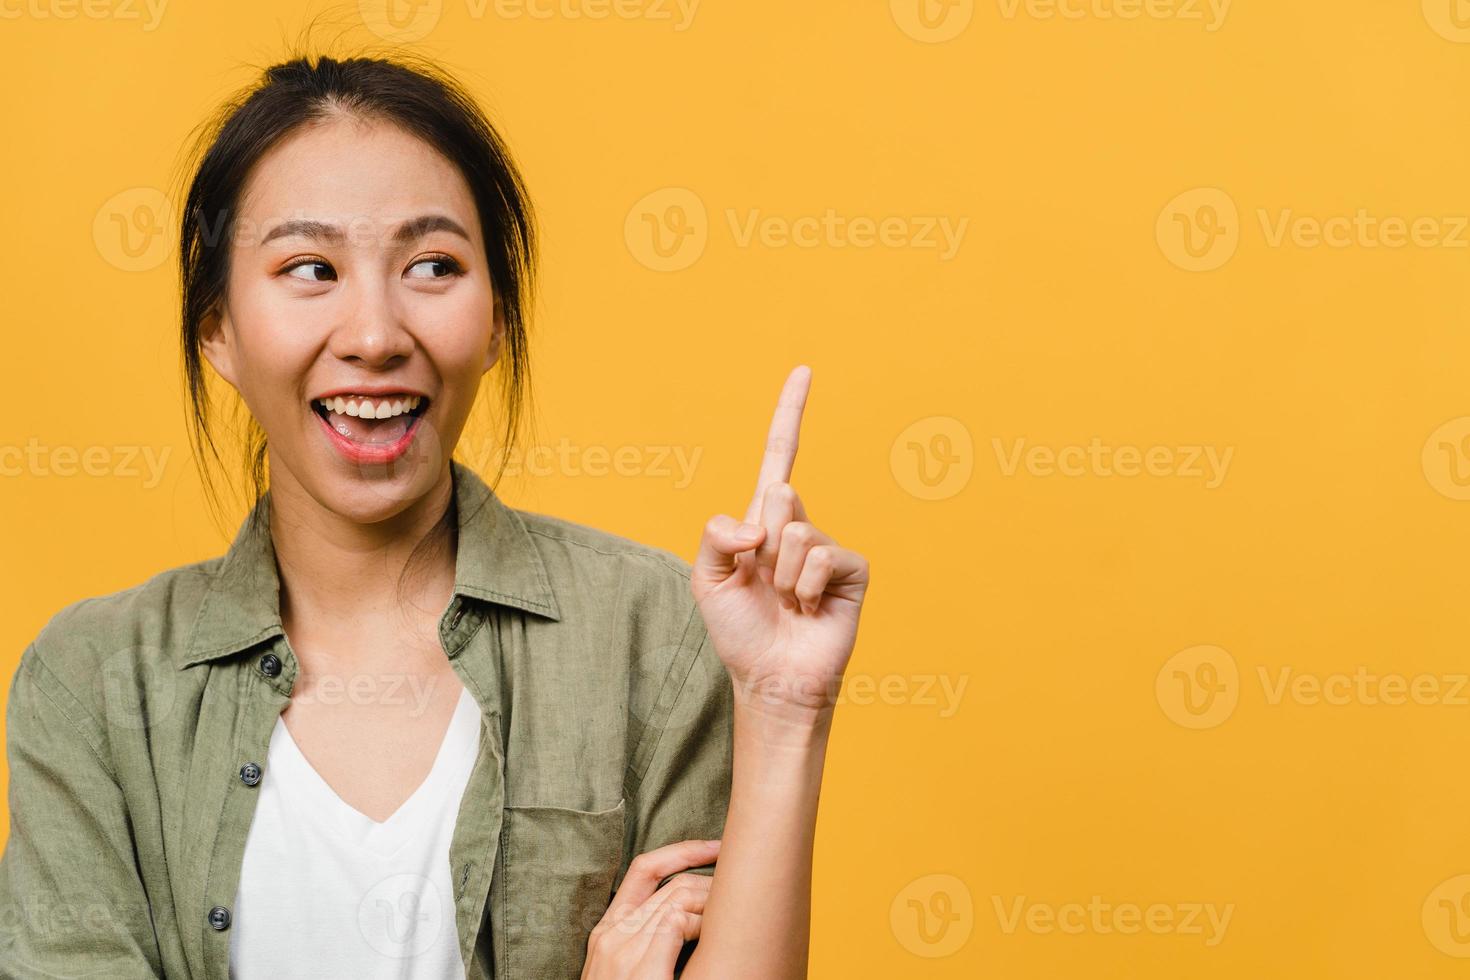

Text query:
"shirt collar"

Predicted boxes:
[[178, 459, 561, 669]]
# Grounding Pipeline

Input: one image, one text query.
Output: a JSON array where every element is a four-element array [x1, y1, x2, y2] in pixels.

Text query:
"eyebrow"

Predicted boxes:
[[258, 213, 472, 247]]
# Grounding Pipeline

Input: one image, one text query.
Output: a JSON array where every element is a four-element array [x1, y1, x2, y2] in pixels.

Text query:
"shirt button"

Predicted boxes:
[[239, 763, 262, 786], [207, 906, 231, 930], [259, 653, 281, 677]]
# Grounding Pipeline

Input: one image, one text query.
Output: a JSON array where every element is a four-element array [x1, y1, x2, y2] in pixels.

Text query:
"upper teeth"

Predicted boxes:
[[316, 395, 422, 419]]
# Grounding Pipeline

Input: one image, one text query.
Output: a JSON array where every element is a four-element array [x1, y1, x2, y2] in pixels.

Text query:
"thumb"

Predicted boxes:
[[693, 514, 766, 584]]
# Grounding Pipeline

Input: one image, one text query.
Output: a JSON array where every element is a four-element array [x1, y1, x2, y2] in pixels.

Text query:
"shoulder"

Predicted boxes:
[[514, 506, 693, 579], [512, 505, 695, 593], [507, 506, 706, 639], [18, 557, 217, 709]]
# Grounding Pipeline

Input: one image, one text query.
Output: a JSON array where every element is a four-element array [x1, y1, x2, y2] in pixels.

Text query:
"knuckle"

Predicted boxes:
[[781, 521, 813, 546]]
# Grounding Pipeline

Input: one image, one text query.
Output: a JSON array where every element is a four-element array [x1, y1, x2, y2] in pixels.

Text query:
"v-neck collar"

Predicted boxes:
[[268, 685, 480, 859]]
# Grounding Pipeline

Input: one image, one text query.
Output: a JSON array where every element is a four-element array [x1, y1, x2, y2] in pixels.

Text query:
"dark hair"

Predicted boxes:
[[172, 49, 538, 605]]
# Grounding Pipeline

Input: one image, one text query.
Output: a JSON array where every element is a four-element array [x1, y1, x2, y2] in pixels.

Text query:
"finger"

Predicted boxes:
[[628, 904, 704, 976], [645, 899, 703, 943], [605, 839, 721, 922], [772, 521, 836, 611], [692, 514, 766, 587], [635, 873, 713, 928], [742, 365, 812, 525], [794, 544, 870, 613], [736, 481, 810, 580], [750, 482, 802, 578], [655, 872, 713, 916], [610, 874, 712, 941]]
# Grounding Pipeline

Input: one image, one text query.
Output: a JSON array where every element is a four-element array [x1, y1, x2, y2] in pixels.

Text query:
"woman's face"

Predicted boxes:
[[201, 112, 501, 520]]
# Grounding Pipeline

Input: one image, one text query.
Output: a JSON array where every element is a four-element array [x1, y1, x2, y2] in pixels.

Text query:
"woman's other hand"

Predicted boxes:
[[581, 839, 721, 980]]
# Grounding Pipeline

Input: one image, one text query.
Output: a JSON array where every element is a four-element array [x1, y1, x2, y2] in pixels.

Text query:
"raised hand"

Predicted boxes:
[[690, 365, 871, 722]]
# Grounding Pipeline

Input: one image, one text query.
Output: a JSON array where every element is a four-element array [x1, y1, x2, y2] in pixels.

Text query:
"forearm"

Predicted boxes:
[[680, 692, 832, 980]]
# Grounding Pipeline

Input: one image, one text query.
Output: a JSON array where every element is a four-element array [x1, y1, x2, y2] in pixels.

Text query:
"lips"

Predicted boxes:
[[310, 392, 431, 464]]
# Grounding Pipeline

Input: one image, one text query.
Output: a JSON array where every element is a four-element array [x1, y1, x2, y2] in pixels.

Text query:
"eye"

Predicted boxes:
[[283, 258, 336, 282], [406, 254, 464, 280]]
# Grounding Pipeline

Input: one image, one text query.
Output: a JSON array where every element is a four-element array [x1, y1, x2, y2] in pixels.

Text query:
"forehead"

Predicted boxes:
[[236, 112, 481, 239]]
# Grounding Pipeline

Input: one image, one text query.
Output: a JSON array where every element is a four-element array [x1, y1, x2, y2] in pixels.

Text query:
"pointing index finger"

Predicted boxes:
[[743, 365, 812, 525]]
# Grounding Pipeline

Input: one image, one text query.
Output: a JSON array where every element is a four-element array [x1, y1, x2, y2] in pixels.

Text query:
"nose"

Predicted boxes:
[[327, 275, 415, 367]]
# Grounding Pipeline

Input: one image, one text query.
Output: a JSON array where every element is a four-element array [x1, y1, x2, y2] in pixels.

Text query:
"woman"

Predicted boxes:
[[0, 52, 869, 979]]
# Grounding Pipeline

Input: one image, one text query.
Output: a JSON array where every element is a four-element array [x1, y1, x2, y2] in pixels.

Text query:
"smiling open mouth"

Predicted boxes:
[[312, 394, 430, 446]]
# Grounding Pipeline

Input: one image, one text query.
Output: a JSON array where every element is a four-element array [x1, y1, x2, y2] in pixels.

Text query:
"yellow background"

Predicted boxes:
[[3, 0, 1470, 976]]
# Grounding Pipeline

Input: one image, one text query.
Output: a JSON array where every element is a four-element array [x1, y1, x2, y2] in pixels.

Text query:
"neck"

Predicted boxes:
[[263, 456, 460, 637]]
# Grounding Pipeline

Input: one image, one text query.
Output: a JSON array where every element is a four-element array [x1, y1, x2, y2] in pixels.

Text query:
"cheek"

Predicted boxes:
[[413, 283, 497, 373], [223, 280, 320, 408]]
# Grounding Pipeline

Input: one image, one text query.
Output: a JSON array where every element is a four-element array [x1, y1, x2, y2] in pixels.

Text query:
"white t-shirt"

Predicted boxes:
[[229, 685, 482, 979]]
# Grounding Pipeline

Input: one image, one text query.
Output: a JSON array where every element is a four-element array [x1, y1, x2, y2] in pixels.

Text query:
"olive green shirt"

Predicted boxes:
[[0, 459, 734, 979]]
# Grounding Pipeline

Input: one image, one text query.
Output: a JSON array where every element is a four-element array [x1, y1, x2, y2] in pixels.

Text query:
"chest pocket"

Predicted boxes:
[[498, 797, 627, 978]]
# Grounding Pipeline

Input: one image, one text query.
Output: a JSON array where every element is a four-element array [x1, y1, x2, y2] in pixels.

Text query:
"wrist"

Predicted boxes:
[[728, 668, 841, 718], [731, 694, 834, 753]]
